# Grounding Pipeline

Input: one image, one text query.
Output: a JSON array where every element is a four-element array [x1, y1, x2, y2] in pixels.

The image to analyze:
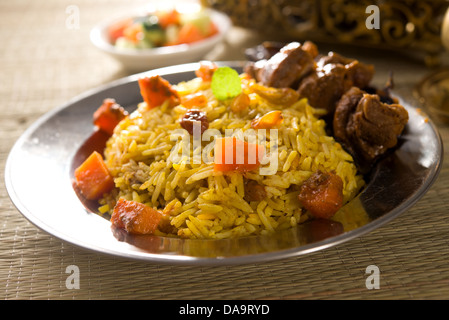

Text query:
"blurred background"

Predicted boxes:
[[205, 0, 448, 66]]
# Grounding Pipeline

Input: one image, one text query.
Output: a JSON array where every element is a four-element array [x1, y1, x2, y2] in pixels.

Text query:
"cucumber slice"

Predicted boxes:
[[142, 16, 165, 46]]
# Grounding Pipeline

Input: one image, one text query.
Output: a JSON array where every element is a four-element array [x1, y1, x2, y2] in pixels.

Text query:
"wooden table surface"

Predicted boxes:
[[1, 0, 449, 300]]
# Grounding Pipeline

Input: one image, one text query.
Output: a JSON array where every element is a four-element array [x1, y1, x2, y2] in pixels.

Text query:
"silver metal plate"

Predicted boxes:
[[5, 62, 443, 265]]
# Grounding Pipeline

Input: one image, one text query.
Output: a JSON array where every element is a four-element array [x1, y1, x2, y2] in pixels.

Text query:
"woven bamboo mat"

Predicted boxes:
[[1, 0, 449, 300]]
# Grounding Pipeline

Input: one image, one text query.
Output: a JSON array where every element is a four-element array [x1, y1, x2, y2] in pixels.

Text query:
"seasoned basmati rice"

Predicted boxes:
[[100, 73, 365, 239]]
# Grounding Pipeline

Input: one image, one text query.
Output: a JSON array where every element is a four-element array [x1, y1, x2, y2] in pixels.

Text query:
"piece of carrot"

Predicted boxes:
[[195, 61, 218, 82], [251, 110, 284, 129], [74, 151, 114, 200], [111, 198, 164, 235], [214, 137, 265, 173], [93, 98, 128, 136], [181, 92, 208, 108], [297, 171, 344, 219], [138, 75, 180, 109]]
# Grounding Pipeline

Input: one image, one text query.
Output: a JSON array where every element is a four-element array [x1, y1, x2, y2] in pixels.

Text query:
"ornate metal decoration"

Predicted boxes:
[[202, 0, 449, 65]]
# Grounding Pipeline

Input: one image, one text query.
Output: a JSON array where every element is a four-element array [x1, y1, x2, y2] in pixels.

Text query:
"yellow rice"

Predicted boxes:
[[100, 74, 365, 239]]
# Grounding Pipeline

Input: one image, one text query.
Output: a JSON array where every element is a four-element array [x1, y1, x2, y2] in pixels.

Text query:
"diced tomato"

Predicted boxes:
[[251, 110, 284, 129], [195, 61, 218, 82], [177, 23, 204, 44], [93, 98, 128, 135], [138, 75, 180, 109], [74, 151, 114, 200], [214, 137, 265, 173], [108, 18, 133, 43], [181, 92, 208, 108], [157, 9, 180, 28], [111, 198, 164, 235]]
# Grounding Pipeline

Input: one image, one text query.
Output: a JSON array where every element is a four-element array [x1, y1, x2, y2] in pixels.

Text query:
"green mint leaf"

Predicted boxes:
[[211, 66, 242, 101]]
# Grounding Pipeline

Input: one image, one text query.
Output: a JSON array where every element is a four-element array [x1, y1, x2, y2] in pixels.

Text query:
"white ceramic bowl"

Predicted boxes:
[[90, 5, 232, 72]]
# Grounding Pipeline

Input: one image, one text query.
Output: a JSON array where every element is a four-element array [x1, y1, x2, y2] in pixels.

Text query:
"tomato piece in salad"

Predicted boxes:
[[108, 18, 133, 43], [157, 9, 181, 28], [177, 23, 204, 44], [123, 23, 144, 44]]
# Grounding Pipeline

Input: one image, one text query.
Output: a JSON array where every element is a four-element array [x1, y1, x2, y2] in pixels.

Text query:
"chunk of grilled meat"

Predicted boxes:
[[317, 52, 374, 89], [333, 87, 409, 171], [244, 41, 316, 88], [297, 52, 374, 115], [297, 63, 352, 114]]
